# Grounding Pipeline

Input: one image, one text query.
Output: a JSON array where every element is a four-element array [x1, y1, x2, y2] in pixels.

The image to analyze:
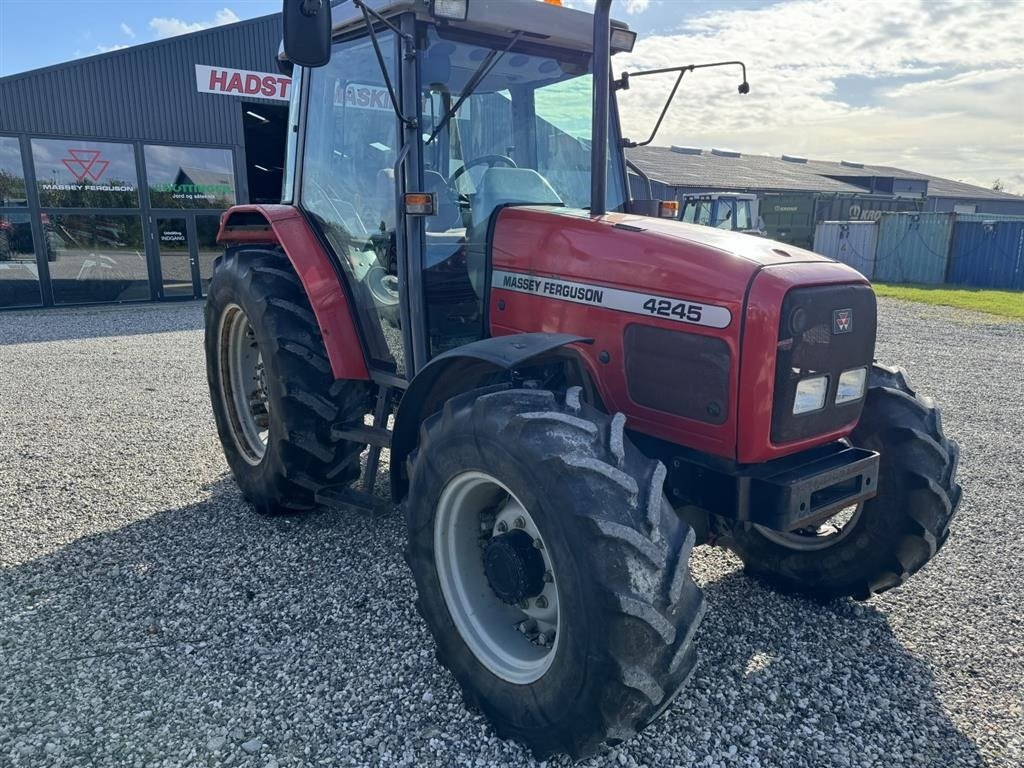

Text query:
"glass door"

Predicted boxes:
[[155, 216, 196, 298], [195, 214, 222, 297]]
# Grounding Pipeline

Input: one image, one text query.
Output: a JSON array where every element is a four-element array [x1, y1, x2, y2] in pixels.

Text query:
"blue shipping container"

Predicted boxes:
[[947, 219, 1024, 290], [813, 221, 878, 279], [873, 212, 953, 285]]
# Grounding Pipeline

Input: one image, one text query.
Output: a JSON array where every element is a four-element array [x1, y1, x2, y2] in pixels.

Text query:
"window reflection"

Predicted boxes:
[[0, 136, 28, 206], [0, 213, 40, 307], [145, 145, 236, 209], [31, 139, 140, 208], [46, 214, 149, 304]]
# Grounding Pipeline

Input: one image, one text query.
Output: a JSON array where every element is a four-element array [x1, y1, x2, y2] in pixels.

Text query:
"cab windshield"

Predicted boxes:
[[420, 26, 627, 223]]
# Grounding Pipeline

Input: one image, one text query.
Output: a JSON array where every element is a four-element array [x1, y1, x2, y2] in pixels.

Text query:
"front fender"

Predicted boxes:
[[389, 333, 590, 501]]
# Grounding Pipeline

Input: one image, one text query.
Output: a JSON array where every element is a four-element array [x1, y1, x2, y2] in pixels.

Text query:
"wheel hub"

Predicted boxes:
[[483, 530, 546, 605]]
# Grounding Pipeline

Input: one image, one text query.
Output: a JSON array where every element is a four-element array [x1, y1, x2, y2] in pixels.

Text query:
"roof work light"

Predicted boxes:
[[430, 0, 468, 20]]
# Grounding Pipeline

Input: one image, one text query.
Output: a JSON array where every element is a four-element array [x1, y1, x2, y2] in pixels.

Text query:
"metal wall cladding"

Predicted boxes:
[[947, 219, 1024, 290], [873, 212, 954, 285], [813, 221, 878, 279], [0, 14, 282, 147]]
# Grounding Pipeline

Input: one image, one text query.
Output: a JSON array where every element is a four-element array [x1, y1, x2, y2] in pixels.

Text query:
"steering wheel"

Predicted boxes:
[[448, 154, 517, 198]]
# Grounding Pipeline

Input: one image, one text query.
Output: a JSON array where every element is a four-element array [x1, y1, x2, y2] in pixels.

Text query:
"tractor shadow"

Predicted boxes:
[[623, 563, 985, 768], [0, 476, 983, 767]]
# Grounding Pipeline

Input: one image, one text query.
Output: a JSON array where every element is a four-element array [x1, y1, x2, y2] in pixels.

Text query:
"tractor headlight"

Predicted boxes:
[[793, 375, 829, 415], [836, 367, 868, 405], [430, 0, 468, 20]]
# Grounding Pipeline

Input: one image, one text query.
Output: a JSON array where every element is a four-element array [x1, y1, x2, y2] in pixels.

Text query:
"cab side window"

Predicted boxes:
[[301, 33, 404, 373]]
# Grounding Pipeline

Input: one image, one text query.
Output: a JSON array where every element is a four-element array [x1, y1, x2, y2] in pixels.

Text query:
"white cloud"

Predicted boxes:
[[616, 0, 1024, 194], [120, 22, 135, 38], [623, 0, 650, 13], [149, 8, 241, 39], [96, 43, 130, 53]]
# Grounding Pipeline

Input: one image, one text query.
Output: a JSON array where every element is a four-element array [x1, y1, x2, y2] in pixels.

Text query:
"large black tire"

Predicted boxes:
[[405, 387, 705, 759], [725, 364, 961, 600], [205, 248, 374, 514]]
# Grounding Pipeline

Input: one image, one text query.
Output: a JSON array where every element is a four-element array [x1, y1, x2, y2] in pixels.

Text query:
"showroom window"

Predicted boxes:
[[145, 145, 236, 209], [0, 136, 28, 206], [0, 136, 41, 308], [31, 138, 140, 208], [45, 213, 149, 305]]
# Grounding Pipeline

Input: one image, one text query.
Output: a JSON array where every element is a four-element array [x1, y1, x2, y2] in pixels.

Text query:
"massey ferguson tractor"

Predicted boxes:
[[205, 0, 961, 758]]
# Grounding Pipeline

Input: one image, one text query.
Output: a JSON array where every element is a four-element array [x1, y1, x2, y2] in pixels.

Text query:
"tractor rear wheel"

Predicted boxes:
[[205, 248, 373, 514], [404, 387, 705, 759], [725, 364, 961, 600]]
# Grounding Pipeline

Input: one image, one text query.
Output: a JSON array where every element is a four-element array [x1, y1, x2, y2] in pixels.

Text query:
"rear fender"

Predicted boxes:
[[390, 333, 591, 501], [218, 204, 369, 381]]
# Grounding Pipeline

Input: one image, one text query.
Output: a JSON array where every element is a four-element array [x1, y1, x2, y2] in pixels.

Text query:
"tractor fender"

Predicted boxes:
[[217, 204, 370, 381], [390, 333, 591, 501]]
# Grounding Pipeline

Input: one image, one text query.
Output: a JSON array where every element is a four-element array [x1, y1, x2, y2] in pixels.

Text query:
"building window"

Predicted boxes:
[[31, 138, 140, 208], [45, 214, 149, 304], [0, 213, 40, 307], [144, 145, 236, 209], [0, 136, 28, 207]]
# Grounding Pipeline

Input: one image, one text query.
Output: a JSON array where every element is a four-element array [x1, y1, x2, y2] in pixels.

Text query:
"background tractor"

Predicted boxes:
[[205, 0, 961, 758]]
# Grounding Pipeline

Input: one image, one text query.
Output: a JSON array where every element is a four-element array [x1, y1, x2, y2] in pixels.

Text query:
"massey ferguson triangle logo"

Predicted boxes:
[[62, 149, 109, 183], [833, 308, 853, 334]]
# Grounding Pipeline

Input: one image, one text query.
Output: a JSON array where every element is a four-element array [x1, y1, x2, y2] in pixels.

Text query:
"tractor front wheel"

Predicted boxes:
[[405, 387, 705, 759], [205, 248, 373, 513], [725, 364, 961, 600]]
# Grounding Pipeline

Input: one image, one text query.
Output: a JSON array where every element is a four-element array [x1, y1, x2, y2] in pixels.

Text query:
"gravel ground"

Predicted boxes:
[[0, 298, 1021, 768]]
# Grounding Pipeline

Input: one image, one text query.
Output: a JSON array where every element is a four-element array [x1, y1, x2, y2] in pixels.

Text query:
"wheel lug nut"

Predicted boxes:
[[513, 516, 526, 529], [496, 521, 508, 533], [535, 596, 548, 609], [543, 570, 553, 583], [532, 538, 544, 550]]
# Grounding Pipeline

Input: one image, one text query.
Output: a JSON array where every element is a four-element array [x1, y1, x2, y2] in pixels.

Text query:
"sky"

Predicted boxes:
[[1, 0, 1021, 194]]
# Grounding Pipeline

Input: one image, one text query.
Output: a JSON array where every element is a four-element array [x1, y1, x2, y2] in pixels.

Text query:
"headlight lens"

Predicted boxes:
[[793, 375, 829, 414], [836, 367, 868, 405]]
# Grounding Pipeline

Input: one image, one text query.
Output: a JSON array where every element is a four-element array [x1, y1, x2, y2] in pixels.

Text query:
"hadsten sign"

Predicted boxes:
[[195, 65, 292, 101]]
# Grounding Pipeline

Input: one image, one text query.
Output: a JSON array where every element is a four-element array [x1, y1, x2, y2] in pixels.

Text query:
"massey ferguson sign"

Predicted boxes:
[[195, 65, 292, 101]]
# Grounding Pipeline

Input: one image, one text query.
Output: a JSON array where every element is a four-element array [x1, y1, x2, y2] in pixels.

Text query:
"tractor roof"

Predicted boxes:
[[329, 0, 633, 54]]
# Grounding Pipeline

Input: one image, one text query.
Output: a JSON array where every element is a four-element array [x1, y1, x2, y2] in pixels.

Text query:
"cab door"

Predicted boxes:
[[296, 28, 407, 377]]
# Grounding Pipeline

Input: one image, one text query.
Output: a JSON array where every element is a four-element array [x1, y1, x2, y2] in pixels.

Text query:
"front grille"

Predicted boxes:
[[624, 324, 730, 425], [771, 284, 877, 444]]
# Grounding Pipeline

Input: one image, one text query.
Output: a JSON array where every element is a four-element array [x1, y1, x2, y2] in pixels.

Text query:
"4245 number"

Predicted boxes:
[[642, 297, 704, 323]]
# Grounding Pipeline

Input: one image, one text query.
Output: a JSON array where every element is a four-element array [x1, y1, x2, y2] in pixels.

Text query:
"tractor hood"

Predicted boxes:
[[489, 206, 867, 328]]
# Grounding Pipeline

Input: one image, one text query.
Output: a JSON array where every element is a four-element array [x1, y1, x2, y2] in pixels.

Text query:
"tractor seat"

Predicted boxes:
[[467, 168, 562, 298]]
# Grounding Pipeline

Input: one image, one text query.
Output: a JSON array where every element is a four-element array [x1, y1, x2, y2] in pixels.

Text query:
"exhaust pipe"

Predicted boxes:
[[590, 0, 611, 217]]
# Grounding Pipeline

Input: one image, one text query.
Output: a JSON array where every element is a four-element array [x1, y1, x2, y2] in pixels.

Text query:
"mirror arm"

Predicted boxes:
[[618, 60, 748, 149], [355, 0, 418, 128]]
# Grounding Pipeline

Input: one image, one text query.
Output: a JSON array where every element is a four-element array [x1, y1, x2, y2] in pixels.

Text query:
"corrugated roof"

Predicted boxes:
[[626, 146, 1024, 201]]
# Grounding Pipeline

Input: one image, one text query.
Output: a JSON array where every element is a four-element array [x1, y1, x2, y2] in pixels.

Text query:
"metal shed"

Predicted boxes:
[[873, 212, 954, 285], [813, 221, 878, 279], [947, 219, 1024, 291]]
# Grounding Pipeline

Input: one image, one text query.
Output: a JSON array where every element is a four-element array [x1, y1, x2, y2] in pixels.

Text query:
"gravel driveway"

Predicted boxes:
[[1, 298, 1021, 767]]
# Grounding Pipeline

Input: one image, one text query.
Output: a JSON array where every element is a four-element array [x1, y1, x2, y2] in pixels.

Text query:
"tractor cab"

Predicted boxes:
[[280, 0, 638, 377], [680, 192, 765, 236]]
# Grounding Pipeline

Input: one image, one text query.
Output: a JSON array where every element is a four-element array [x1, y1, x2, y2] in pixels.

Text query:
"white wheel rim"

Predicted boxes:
[[434, 471, 561, 684], [218, 303, 270, 465]]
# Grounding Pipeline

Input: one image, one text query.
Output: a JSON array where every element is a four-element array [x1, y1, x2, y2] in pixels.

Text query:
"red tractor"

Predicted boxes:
[[205, 0, 960, 758]]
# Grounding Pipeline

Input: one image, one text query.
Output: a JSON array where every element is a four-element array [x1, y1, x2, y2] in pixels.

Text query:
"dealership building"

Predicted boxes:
[[3, 10, 1023, 310], [0, 13, 288, 309]]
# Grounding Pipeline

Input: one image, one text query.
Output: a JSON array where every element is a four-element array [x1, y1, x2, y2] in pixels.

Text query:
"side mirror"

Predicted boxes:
[[283, 0, 333, 68]]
